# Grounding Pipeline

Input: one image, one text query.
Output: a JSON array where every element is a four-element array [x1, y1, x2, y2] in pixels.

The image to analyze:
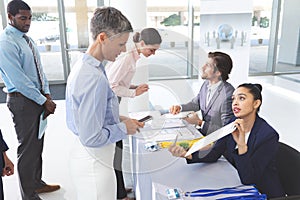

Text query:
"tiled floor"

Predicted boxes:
[[1, 75, 300, 200]]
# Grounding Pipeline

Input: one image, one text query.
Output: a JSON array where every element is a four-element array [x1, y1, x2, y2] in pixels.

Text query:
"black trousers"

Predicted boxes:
[[0, 177, 3, 200], [114, 140, 127, 199], [7, 95, 45, 200]]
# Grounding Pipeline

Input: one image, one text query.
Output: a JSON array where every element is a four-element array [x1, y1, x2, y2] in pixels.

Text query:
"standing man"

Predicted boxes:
[[0, 0, 60, 199], [169, 51, 234, 136]]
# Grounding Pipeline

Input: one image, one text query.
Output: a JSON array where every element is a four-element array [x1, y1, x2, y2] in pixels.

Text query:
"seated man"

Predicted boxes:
[[169, 51, 234, 136]]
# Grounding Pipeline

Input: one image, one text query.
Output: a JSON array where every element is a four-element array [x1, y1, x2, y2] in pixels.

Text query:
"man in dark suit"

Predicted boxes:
[[0, 129, 14, 200], [169, 51, 234, 136]]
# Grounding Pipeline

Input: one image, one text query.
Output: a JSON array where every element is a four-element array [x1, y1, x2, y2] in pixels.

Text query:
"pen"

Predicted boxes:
[[172, 134, 179, 146], [186, 112, 194, 118]]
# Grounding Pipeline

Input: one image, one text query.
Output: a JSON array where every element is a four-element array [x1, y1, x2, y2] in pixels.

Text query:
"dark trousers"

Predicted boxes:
[[0, 174, 3, 200], [114, 96, 128, 199], [114, 140, 127, 199], [7, 95, 45, 200]]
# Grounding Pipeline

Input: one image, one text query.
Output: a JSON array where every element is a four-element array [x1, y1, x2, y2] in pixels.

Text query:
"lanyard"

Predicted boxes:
[[184, 185, 265, 199]]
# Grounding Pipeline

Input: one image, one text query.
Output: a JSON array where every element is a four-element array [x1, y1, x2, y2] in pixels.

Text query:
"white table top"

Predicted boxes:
[[132, 127, 242, 200]]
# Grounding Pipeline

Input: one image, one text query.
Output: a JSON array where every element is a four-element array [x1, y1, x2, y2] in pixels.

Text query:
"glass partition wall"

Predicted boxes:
[[249, 0, 300, 75], [0, 0, 299, 86], [146, 0, 200, 79]]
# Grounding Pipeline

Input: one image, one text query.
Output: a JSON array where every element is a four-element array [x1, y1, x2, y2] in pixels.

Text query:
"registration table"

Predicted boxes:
[[130, 111, 242, 200]]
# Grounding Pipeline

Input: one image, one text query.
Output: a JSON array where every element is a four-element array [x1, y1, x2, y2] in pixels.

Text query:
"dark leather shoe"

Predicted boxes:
[[35, 184, 60, 194], [119, 197, 135, 200], [125, 188, 133, 194]]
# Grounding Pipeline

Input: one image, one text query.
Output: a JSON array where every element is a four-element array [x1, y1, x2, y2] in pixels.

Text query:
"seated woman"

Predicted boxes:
[[169, 83, 285, 198]]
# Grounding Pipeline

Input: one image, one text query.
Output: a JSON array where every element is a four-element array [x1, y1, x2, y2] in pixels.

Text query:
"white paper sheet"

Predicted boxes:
[[185, 122, 236, 157], [38, 111, 47, 139], [163, 111, 194, 119]]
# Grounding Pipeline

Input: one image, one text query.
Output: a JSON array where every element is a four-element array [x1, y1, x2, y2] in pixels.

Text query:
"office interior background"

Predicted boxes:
[[0, 0, 300, 199]]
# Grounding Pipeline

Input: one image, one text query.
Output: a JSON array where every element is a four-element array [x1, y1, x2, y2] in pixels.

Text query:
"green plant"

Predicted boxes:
[[160, 14, 181, 26], [32, 13, 58, 21], [252, 15, 257, 26], [260, 17, 269, 28]]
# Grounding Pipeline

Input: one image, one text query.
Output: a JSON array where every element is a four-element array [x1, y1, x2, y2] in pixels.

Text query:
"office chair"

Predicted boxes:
[[275, 142, 300, 196]]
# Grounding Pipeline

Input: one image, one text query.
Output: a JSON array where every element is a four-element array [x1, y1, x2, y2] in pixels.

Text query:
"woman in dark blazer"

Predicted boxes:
[[169, 83, 285, 198]]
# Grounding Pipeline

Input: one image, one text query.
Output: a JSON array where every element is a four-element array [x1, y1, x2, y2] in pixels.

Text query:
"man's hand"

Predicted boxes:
[[169, 105, 181, 115], [43, 94, 56, 119], [183, 113, 202, 126]]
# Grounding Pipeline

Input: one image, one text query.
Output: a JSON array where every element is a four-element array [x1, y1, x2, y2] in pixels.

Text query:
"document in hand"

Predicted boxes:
[[185, 121, 236, 157], [163, 111, 194, 119], [38, 111, 47, 139]]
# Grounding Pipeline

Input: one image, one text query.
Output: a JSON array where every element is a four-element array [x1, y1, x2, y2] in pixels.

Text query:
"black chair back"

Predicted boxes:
[[276, 142, 300, 196]]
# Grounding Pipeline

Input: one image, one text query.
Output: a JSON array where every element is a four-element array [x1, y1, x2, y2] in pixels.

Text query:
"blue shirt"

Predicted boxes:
[[0, 25, 49, 105], [65, 53, 127, 147]]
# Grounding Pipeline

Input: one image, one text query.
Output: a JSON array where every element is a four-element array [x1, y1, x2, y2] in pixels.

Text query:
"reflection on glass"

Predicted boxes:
[[249, 0, 272, 73], [24, 2, 64, 81], [0, 14, 2, 83], [275, 0, 300, 73], [146, 0, 200, 79], [0, 14, 2, 30]]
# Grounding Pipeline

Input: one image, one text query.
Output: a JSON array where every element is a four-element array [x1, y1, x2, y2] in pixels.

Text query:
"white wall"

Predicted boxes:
[[199, 0, 253, 87]]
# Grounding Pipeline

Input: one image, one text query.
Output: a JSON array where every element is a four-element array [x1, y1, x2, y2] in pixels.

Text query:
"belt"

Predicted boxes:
[[8, 92, 23, 97]]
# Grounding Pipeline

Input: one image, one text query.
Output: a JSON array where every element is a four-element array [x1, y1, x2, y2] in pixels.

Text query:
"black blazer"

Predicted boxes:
[[187, 115, 285, 198]]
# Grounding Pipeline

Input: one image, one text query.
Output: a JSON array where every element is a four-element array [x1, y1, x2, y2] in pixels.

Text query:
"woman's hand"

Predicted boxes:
[[232, 119, 248, 154], [135, 84, 149, 96], [168, 145, 192, 159], [123, 118, 144, 135]]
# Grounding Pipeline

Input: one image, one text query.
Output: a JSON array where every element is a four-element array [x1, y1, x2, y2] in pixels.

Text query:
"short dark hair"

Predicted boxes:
[[7, 0, 31, 16], [132, 28, 162, 45], [208, 51, 233, 81], [90, 7, 133, 41], [238, 83, 262, 112]]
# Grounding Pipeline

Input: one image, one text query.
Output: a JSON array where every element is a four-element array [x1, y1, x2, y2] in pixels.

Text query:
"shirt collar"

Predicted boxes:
[[207, 80, 222, 91], [6, 24, 26, 39], [132, 46, 141, 61], [82, 53, 102, 68]]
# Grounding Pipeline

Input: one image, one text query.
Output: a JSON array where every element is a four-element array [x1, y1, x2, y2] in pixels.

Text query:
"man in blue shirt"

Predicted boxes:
[[0, 0, 59, 199]]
